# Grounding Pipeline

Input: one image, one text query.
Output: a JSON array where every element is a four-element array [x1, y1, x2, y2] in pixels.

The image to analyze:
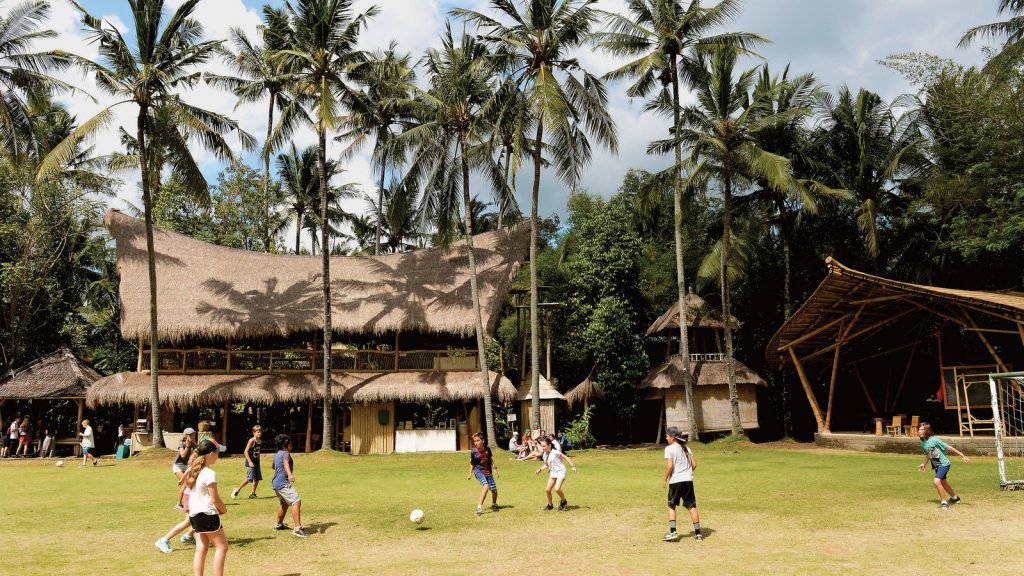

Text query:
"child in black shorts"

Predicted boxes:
[[662, 426, 701, 542]]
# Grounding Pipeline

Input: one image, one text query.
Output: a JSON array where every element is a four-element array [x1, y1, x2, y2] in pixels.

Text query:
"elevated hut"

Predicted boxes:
[[0, 348, 101, 455], [640, 293, 766, 437], [516, 373, 564, 434], [89, 210, 527, 454]]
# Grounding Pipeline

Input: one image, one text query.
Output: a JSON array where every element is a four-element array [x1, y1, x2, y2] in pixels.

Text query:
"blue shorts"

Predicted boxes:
[[934, 465, 950, 480], [474, 470, 496, 490], [82, 447, 93, 455], [246, 463, 262, 482]]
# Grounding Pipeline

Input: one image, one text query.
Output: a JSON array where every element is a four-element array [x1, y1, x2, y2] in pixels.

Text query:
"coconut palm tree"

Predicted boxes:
[[205, 6, 304, 252], [454, 0, 618, 430], [277, 143, 319, 254], [272, 0, 377, 450], [38, 0, 253, 448], [595, 0, 763, 442], [362, 177, 426, 253], [339, 42, 417, 255], [676, 46, 794, 437], [399, 28, 511, 446], [960, 0, 1024, 63], [0, 1, 76, 162]]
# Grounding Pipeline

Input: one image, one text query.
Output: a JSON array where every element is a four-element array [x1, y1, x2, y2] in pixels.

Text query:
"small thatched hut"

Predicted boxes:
[[0, 348, 101, 455], [90, 210, 528, 454], [641, 294, 766, 437], [516, 373, 564, 433], [564, 371, 603, 410]]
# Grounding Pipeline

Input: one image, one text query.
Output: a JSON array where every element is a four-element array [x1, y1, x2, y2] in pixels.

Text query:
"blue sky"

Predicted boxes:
[[54, 0, 1002, 238]]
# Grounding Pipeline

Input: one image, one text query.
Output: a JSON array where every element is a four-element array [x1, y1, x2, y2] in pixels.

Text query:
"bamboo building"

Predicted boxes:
[[88, 210, 528, 454]]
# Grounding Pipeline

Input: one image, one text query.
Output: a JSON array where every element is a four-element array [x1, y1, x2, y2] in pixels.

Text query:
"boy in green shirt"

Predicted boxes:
[[918, 422, 971, 509]]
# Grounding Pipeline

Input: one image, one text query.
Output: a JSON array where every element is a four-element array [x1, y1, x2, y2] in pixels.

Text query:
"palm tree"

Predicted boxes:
[[205, 6, 303, 252], [455, 0, 618, 430], [273, 0, 377, 450], [960, 0, 1024, 63], [815, 86, 924, 264], [678, 46, 794, 437], [363, 177, 426, 253], [400, 29, 510, 446], [595, 0, 763, 442], [277, 143, 319, 254], [39, 0, 253, 448], [0, 1, 75, 162], [339, 42, 417, 255]]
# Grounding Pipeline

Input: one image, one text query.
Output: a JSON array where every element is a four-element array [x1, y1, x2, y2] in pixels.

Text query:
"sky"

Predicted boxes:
[[42, 0, 1004, 239]]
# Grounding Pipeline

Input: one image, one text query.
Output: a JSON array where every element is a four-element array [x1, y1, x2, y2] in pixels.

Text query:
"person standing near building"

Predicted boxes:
[[232, 425, 263, 500], [79, 419, 99, 466], [662, 426, 701, 542], [467, 432, 499, 517], [535, 436, 576, 511], [271, 434, 306, 537], [918, 422, 971, 509]]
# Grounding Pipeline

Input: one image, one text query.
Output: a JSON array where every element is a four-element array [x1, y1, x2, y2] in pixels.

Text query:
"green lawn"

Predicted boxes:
[[1, 441, 1021, 575]]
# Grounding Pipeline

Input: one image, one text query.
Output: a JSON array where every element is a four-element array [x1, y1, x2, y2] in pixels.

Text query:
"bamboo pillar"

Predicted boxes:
[[221, 401, 228, 445], [1018, 322, 1024, 348], [960, 308, 1009, 372], [137, 337, 144, 371], [394, 331, 400, 371], [545, 309, 552, 381], [824, 340, 842, 432], [789, 347, 825, 432], [655, 394, 665, 444], [226, 337, 232, 372], [76, 399, 84, 428], [305, 399, 314, 453]]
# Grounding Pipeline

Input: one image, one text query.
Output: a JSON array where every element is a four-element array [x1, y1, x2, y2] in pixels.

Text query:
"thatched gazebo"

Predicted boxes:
[[516, 373, 565, 434], [90, 210, 528, 454], [564, 371, 603, 411], [641, 293, 766, 439], [0, 348, 101, 455]]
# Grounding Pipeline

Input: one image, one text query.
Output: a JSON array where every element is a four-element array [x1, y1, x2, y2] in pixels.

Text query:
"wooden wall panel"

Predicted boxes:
[[350, 402, 395, 455], [665, 385, 760, 433]]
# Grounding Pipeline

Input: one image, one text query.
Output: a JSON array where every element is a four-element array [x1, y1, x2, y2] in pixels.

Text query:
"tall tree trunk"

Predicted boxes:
[[722, 167, 743, 437], [375, 147, 387, 255], [461, 134, 497, 445], [295, 211, 303, 255], [671, 57, 698, 443], [498, 143, 512, 230], [529, 117, 544, 430], [780, 211, 793, 437], [263, 99, 275, 252], [318, 127, 334, 450], [138, 106, 163, 448]]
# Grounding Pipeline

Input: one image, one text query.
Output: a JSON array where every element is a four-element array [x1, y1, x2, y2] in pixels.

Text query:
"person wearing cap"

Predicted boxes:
[[662, 426, 702, 542], [156, 427, 200, 552], [183, 439, 229, 575], [173, 428, 198, 510]]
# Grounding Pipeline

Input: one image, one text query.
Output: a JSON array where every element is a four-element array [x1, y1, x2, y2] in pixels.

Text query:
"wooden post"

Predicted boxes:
[[76, 399, 84, 428], [852, 364, 878, 413], [221, 401, 229, 445], [655, 394, 665, 444], [226, 337, 232, 372], [824, 337, 842, 432], [788, 347, 825, 432], [133, 404, 140, 430], [394, 331, 400, 371], [305, 399, 314, 453], [545, 309, 552, 381], [960, 307, 1009, 372], [137, 337, 144, 372], [1018, 322, 1024, 348]]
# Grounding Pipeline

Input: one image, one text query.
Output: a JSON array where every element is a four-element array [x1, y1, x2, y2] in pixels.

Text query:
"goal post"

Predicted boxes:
[[989, 371, 1024, 490]]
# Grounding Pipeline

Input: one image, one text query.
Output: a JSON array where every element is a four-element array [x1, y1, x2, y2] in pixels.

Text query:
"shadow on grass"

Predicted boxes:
[[664, 527, 715, 542], [304, 522, 337, 535], [415, 526, 432, 531], [231, 536, 274, 547]]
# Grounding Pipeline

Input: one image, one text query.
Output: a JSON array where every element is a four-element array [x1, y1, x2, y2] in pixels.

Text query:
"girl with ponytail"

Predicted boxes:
[[186, 439, 228, 575]]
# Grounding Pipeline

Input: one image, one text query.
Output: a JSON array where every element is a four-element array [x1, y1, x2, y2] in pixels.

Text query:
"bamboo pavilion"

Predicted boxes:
[[88, 210, 526, 454], [640, 293, 766, 438], [767, 258, 1024, 451]]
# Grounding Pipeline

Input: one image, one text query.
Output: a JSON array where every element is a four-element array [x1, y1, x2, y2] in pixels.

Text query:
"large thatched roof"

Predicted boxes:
[[0, 348, 100, 399], [645, 293, 740, 336], [87, 370, 515, 409], [766, 257, 1024, 368], [516, 373, 565, 401], [104, 210, 530, 342], [639, 356, 766, 390]]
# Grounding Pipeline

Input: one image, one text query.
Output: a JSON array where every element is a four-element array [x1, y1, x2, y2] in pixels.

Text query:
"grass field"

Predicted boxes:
[[1, 440, 1022, 575]]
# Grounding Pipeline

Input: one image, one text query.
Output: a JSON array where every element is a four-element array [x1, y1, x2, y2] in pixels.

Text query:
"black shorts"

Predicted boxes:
[[189, 513, 223, 534], [668, 481, 697, 509]]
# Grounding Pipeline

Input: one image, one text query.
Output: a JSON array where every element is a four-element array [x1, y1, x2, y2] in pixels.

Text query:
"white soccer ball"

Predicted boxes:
[[409, 509, 425, 524], [55, 460, 64, 468]]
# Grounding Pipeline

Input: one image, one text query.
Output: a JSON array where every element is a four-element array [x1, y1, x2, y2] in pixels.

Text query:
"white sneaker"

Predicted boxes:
[[231, 488, 239, 500]]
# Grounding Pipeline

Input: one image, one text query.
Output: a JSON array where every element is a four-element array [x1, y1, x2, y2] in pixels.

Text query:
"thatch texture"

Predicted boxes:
[[563, 373, 603, 408], [516, 373, 565, 401], [645, 293, 740, 336], [0, 348, 100, 399], [766, 257, 1024, 368], [104, 210, 530, 342], [639, 356, 767, 389], [86, 370, 514, 409]]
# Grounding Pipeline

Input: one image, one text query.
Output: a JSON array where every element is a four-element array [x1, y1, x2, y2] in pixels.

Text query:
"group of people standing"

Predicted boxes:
[[2, 415, 54, 458], [154, 423, 307, 576]]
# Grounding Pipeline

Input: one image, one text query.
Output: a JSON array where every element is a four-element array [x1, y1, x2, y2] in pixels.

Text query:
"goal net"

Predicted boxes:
[[990, 372, 1024, 490]]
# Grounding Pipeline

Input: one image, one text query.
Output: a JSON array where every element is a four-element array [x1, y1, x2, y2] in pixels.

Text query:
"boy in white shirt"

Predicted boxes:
[[662, 426, 701, 542], [79, 419, 99, 466]]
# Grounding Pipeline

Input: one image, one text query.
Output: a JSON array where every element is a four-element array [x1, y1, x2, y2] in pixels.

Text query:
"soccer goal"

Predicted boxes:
[[989, 371, 1024, 490]]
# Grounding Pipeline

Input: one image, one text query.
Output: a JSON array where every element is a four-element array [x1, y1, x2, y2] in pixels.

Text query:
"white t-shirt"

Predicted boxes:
[[188, 467, 219, 517], [664, 442, 693, 483], [8, 422, 17, 440], [543, 448, 567, 476], [80, 426, 94, 448]]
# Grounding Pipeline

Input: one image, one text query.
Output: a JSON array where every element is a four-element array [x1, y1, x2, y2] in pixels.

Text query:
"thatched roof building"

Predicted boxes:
[[104, 209, 530, 342], [639, 356, 766, 390], [88, 370, 515, 409], [0, 348, 101, 399], [563, 372, 603, 409], [645, 292, 740, 336], [516, 373, 564, 401]]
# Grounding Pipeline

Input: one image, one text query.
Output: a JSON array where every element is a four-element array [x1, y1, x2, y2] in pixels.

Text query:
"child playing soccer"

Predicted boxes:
[[467, 432, 499, 516], [662, 426, 701, 542], [79, 419, 99, 466], [231, 425, 263, 500], [535, 437, 576, 510], [918, 422, 971, 509], [271, 434, 305, 537], [185, 440, 228, 576]]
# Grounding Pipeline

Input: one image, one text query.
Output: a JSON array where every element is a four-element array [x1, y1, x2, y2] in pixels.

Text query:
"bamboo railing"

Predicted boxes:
[[139, 347, 480, 374]]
